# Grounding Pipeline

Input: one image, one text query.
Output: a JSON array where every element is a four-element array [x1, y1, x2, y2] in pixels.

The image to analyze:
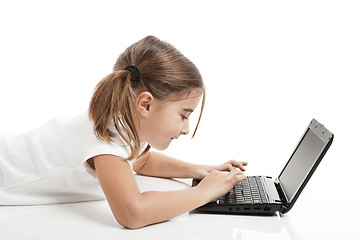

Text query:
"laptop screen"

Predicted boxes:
[[278, 120, 332, 202]]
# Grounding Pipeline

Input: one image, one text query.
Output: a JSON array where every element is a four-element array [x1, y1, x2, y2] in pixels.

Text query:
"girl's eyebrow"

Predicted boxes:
[[183, 108, 194, 113]]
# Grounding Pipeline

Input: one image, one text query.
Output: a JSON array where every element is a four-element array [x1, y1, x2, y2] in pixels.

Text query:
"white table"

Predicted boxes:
[[0, 175, 358, 240]]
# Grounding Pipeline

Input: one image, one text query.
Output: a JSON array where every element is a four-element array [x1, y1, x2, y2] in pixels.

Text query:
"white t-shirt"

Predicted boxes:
[[0, 113, 147, 205]]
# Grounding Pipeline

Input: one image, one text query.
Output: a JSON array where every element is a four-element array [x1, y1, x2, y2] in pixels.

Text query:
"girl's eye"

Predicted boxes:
[[181, 115, 188, 120]]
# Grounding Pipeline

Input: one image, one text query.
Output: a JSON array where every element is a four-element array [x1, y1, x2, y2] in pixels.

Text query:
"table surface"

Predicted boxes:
[[0, 175, 358, 240]]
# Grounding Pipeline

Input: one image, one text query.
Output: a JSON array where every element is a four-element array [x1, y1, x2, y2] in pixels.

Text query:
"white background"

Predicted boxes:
[[1, 0, 359, 222]]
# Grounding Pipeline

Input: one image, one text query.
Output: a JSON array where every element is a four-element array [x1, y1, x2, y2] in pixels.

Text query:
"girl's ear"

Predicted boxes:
[[136, 92, 154, 116]]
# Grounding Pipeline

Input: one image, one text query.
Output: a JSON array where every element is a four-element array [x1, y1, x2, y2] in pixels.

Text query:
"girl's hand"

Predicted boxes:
[[195, 160, 248, 179], [195, 168, 247, 202]]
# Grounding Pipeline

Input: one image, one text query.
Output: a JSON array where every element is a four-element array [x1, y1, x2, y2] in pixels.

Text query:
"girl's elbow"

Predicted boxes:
[[132, 163, 143, 176], [114, 204, 146, 229], [115, 220, 137, 229], [116, 216, 144, 230]]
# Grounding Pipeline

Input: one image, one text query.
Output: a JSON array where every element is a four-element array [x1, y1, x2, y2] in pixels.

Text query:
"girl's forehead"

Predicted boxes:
[[154, 88, 203, 111], [173, 91, 202, 108], [175, 89, 203, 101]]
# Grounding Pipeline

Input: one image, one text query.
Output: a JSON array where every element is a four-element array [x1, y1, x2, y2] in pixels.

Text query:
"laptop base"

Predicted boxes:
[[192, 202, 282, 216]]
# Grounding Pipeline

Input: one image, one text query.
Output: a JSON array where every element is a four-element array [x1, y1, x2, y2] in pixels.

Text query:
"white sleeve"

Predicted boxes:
[[82, 137, 147, 179]]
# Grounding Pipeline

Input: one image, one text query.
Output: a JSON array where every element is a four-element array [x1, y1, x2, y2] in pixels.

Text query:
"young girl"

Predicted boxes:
[[0, 36, 247, 229]]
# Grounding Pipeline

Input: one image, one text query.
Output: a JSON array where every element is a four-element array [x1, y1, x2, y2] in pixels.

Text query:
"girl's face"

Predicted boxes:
[[138, 89, 202, 150]]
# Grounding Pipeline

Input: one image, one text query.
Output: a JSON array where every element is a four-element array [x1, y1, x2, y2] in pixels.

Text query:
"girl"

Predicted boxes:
[[0, 36, 247, 229]]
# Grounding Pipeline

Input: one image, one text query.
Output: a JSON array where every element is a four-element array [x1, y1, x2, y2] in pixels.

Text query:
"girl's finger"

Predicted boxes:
[[228, 168, 242, 178], [226, 163, 235, 172], [228, 160, 248, 171], [229, 168, 247, 182]]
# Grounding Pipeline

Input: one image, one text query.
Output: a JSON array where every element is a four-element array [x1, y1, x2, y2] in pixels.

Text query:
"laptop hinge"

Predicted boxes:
[[274, 178, 289, 212], [279, 205, 288, 212]]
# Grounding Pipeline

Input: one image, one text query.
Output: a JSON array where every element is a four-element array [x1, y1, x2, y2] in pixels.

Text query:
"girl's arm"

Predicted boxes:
[[94, 154, 245, 229], [132, 151, 199, 178], [133, 151, 247, 179]]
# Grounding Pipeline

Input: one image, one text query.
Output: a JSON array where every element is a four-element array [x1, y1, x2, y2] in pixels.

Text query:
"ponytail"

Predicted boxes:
[[89, 70, 147, 160]]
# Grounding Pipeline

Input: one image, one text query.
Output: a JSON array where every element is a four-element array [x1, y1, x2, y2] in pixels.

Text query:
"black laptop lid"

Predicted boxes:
[[275, 119, 334, 213]]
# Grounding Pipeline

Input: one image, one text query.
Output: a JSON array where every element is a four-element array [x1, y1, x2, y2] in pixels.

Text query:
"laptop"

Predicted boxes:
[[192, 119, 334, 215]]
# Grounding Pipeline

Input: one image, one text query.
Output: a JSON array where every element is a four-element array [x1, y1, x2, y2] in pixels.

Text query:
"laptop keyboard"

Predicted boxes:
[[218, 176, 269, 204]]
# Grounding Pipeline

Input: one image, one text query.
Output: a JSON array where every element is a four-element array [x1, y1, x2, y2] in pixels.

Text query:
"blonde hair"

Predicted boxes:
[[89, 36, 205, 160]]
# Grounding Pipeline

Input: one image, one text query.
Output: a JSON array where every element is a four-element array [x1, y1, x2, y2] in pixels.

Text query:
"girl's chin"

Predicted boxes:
[[149, 140, 172, 151]]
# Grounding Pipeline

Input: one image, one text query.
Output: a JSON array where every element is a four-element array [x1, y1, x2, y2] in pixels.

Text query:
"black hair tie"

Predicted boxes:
[[124, 66, 140, 82]]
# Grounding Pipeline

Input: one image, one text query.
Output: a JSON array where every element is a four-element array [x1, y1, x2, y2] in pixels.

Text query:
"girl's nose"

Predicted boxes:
[[181, 121, 190, 135]]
